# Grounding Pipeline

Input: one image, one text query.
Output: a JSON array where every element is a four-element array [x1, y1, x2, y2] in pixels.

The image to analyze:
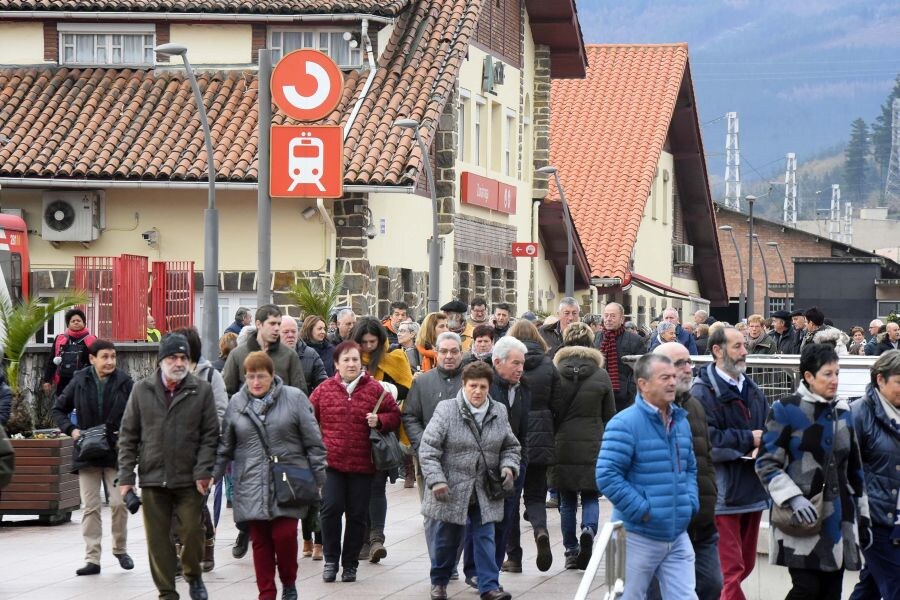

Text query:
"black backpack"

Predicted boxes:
[[57, 336, 87, 379]]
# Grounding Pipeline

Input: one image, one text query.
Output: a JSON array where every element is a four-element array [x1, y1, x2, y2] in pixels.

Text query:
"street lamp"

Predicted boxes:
[[752, 234, 769, 316], [536, 165, 574, 298], [745, 195, 756, 318], [719, 225, 746, 322], [395, 118, 440, 313], [767, 241, 791, 311], [155, 42, 219, 358]]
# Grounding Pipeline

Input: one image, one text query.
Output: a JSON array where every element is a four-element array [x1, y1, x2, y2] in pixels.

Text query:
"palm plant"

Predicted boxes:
[[287, 269, 345, 322], [2, 292, 87, 434]]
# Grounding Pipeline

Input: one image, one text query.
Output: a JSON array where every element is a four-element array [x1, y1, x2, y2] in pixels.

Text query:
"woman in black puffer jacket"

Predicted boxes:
[[504, 320, 561, 573]]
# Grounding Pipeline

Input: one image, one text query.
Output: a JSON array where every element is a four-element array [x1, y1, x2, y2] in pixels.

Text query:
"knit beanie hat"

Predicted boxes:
[[158, 333, 189, 363]]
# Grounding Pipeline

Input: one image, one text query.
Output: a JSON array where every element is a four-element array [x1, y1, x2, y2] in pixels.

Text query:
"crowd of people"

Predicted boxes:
[[1, 298, 898, 600]]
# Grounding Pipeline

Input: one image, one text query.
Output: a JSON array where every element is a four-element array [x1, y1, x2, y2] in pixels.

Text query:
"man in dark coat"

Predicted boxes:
[[789, 309, 807, 353], [53, 339, 135, 576], [691, 326, 769, 600], [224, 307, 251, 336], [874, 322, 900, 355], [539, 297, 580, 358], [767, 310, 796, 354], [650, 343, 721, 600], [593, 302, 647, 412]]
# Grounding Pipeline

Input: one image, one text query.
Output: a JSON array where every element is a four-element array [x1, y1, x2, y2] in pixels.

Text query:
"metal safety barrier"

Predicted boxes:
[[573, 520, 625, 600]]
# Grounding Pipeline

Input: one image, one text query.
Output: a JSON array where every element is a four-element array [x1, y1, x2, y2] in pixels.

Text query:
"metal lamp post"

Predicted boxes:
[[745, 195, 756, 318], [536, 165, 574, 298], [395, 118, 440, 312], [155, 43, 219, 358], [767, 241, 791, 311], [719, 225, 746, 322], [752, 234, 770, 315]]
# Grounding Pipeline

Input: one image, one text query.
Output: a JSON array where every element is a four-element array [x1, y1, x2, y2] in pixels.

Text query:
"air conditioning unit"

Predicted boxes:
[[482, 55, 506, 95], [673, 243, 694, 266], [41, 191, 104, 242]]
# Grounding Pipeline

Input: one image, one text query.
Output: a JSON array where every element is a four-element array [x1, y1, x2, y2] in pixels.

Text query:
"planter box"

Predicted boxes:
[[0, 437, 80, 523]]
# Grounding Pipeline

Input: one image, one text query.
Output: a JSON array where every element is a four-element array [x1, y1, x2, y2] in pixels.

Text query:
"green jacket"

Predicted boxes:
[[0, 425, 14, 490], [222, 334, 307, 396], [117, 370, 219, 488]]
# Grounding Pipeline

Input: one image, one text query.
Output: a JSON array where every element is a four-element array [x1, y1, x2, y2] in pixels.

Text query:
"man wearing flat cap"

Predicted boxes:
[[788, 309, 806, 354], [118, 333, 219, 600], [440, 299, 475, 352], [767, 310, 796, 354]]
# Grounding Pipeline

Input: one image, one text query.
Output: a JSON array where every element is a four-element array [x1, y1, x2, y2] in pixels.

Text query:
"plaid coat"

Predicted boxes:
[[755, 384, 869, 572]]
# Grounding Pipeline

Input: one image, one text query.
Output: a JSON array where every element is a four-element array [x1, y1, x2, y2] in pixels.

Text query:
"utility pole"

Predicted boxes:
[[746, 195, 756, 318], [886, 98, 900, 205], [257, 49, 272, 308], [829, 185, 841, 241], [843, 201, 853, 245], [783, 152, 797, 226], [724, 112, 742, 210]]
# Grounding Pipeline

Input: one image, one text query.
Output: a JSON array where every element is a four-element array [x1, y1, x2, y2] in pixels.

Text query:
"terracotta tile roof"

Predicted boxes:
[[0, 0, 408, 16], [0, 0, 481, 186], [548, 44, 689, 280]]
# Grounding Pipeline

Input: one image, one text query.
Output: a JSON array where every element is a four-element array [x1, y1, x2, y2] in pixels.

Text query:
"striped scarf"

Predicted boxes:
[[600, 327, 623, 391]]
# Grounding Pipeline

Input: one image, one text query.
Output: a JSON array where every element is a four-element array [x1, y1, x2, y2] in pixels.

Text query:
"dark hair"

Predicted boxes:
[[470, 297, 487, 309], [244, 350, 274, 376], [823, 318, 834, 327], [389, 301, 409, 313], [462, 360, 493, 384], [234, 307, 250, 322], [333, 340, 361, 365], [88, 338, 115, 356], [799, 343, 839, 386], [65, 308, 87, 326], [804, 306, 825, 327], [350, 316, 388, 371], [472, 324, 496, 341], [851, 326, 865, 337], [871, 349, 900, 388], [634, 353, 672, 382], [300, 315, 326, 343], [493, 303, 510, 313], [173, 327, 202, 363], [255, 304, 282, 324], [708, 325, 734, 358]]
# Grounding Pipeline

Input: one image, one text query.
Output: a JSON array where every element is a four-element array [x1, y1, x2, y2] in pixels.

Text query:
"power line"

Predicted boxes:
[[694, 71, 899, 82]]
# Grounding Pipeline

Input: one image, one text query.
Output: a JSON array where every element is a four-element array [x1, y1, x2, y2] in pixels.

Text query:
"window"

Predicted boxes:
[[59, 24, 154, 66], [877, 301, 900, 318], [270, 29, 363, 67], [474, 96, 486, 166], [662, 170, 669, 225], [458, 89, 470, 162], [769, 298, 788, 313], [504, 111, 516, 176]]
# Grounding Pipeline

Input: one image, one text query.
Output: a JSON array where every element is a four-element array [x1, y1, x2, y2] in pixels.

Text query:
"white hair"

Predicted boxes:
[[493, 336, 527, 362], [558, 297, 579, 311], [435, 331, 462, 348]]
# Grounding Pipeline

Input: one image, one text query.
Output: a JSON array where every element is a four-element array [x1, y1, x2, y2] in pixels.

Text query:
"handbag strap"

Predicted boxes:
[[372, 389, 388, 413], [462, 411, 492, 474], [242, 403, 276, 461]]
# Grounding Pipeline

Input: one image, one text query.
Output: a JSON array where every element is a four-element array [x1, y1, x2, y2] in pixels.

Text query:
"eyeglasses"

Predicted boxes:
[[673, 359, 693, 368], [437, 348, 461, 355]]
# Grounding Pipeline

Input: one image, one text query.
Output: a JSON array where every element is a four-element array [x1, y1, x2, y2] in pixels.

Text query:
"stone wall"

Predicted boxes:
[[20, 343, 159, 394]]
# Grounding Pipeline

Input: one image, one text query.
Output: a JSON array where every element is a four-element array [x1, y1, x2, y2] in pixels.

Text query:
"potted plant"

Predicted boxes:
[[0, 292, 88, 523], [288, 268, 345, 322]]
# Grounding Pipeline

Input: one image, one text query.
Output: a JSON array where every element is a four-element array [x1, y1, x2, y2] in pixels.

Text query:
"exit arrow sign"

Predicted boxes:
[[511, 242, 538, 258]]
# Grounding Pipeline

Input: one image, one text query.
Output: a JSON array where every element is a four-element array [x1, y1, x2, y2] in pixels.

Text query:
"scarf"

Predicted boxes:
[[461, 389, 489, 427], [876, 389, 900, 433], [746, 333, 768, 353], [340, 372, 364, 395], [600, 327, 623, 391], [415, 344, 438, 372], [66, 327, 92, 341], [249, 387, 276, 418], [362, 343, 414, 390]]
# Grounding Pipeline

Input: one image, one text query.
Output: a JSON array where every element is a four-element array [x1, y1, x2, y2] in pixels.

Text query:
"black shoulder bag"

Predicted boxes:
[[243, 403, 319, 508], [463, 413, 513, 501], [369, 390, 404, 472], [76, 423, 110, 461]]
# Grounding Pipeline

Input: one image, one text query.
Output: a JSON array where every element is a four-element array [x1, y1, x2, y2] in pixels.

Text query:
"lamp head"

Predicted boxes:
[[154, 43, 188, 57], [745, 194, 757, 203], [766, 241, 778, 247], [536, 166, 558, 175], [394, 118, 420, 130], [719, 225, 733, 231]]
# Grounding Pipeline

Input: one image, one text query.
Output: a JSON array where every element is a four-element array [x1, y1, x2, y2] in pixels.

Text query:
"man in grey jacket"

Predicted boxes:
[[117, 334, 220, 600]]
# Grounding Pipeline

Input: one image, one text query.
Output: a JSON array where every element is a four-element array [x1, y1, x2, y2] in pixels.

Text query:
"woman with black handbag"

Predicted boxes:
[[755, 344, 870, 600], [214, 351, 327, 600], [309, 341, 401, 584], [418, 361, 521, 600]]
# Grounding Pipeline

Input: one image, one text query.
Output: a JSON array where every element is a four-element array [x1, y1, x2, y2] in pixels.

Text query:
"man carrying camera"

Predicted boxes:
[[52, 339, 134, 576], [117, 334, 220, 600]]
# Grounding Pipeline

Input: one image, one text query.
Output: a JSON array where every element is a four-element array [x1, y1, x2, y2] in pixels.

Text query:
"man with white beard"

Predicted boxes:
[[117, 333, 220, 600]]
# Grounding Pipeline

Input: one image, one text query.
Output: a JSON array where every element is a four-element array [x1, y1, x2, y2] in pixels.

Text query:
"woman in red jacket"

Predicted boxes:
[[309, 341, 400, 584]]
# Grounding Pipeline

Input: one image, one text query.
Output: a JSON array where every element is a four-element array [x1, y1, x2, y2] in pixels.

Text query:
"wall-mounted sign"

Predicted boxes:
[[511, 242, 538, 258], [460, 172, 516, 215]]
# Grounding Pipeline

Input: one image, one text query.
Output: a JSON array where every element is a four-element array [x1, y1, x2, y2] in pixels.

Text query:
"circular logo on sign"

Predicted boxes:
[[525, 244, 537, 256], [271, 49, 344, 122]]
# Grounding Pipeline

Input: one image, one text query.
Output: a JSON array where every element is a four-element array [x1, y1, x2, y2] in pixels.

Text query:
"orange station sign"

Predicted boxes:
[[460, 172, 516, 214]]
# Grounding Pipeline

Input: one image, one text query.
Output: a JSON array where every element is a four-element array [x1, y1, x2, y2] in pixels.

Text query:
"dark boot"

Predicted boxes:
[[200, 537, 215, 572], [282, 585, 298, 600], [577, 527, 594, 570], [76, 563, 101, 576], [369, 529, 387, 563], [535, 529, 552, 572], [322, 562, 339, 582]]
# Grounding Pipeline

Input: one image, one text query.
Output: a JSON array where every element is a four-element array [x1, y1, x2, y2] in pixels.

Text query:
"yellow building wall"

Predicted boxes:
[[633, 151, 676, 283], [168, 24, 252, 65], [0, 188, 326, 272], [0, 22, 46, 65], [365, 191, 432, 273]]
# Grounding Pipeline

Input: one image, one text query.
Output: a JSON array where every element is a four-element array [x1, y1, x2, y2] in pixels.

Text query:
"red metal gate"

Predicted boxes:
[[74, 254, 149, 341], [150, 261, 195, 335]]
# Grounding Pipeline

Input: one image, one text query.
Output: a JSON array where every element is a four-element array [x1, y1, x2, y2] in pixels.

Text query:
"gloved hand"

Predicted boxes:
[[432, 483, 450, 502], [858, 516, 873, 551], [788, 495, 818, 525], [501, 467, 515, 493]]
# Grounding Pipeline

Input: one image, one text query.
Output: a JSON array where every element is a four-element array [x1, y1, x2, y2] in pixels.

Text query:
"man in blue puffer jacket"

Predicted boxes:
[[596, 353, 699, 599]]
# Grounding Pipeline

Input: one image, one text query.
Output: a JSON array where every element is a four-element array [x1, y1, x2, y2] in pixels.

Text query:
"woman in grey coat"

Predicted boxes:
[[214, 351, 327, 600], [419, 361, 521, 600]]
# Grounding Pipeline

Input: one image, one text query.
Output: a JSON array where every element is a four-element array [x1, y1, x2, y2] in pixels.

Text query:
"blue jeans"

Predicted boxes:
[[849, 524, 900, 600], [647, 533, 722, 600], [431, 504, 500, 595], [623, 531, 697, 600], [464, 466, 526, 574], [559, 489, 599, 552]]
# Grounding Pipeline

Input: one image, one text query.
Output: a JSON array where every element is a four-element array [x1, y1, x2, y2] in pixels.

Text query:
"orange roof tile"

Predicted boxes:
[[0, 0, 408, 15], [548, 44, 689, 280], [0, 0, 480, 186]]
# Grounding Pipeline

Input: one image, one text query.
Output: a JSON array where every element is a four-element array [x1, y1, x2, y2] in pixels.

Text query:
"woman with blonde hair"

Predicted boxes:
[[408, 312, 449, 373]]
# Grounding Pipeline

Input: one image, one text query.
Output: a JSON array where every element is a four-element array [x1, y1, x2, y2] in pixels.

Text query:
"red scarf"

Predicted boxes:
[[600, 327, 623, 392]]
